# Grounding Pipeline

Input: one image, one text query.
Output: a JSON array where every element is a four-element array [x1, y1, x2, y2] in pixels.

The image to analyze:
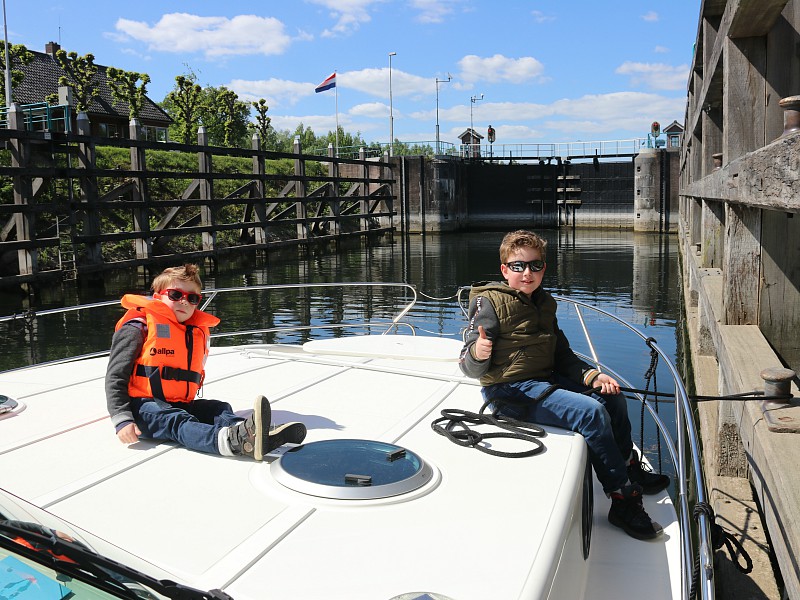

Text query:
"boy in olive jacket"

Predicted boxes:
[[459, 230, 669, 541]]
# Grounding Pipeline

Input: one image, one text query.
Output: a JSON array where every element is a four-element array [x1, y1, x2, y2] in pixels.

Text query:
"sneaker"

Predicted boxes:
[[228, 395, 271, 461], [267, 422, 307, 452], [608, 484, 664, 540], [627, 449, 670, 495]]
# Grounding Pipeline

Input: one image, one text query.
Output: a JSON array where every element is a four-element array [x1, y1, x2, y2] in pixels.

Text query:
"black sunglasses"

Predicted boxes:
[[162, 288, 202, 305], [505, 259, 545, 273]]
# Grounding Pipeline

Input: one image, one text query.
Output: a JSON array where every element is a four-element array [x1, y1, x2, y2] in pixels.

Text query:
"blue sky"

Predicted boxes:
[[5, 0, 699, 147]]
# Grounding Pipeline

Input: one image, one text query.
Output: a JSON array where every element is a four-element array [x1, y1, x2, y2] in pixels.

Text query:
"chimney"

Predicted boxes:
[[45, 42, 60, 57]]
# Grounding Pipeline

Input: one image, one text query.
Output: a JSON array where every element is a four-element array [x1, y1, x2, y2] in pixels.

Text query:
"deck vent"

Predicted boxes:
[[271, 439, 433, 500], [0, 395, 23, 419]]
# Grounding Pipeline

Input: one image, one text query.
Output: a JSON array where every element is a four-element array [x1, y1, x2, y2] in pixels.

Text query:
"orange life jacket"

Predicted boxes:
[[12, 535, 76, 563], [115, 294, 220, 403]]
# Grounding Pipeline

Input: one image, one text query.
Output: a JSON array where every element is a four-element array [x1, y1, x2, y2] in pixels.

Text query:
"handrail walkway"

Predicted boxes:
[[0, 102, 73, 133], [311, 138, 648, 162]]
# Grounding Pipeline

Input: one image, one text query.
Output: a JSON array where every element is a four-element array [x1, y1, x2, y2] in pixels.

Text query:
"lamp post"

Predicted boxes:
[[388, 51, 396, 157], [470, 94, 483, 157], [435, 74, 451, 154], [2, 0, 12, 108]]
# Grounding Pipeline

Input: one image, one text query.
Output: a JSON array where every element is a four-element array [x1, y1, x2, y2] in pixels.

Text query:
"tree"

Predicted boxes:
[[162, 74, 204, 145], [250, 99, 272, 150], [314, 126, 369, 157], [55, 50, 99, 113], [200, 86, 249, 147], [106, 67, 151, 120], [0, 41, 33, 106], [291, 123, 318, 154]]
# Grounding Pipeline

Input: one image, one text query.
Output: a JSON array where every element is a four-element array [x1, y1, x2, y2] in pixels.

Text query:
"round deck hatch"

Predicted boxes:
[[0, 395, 23, 419], [271, 439, 433, 500]]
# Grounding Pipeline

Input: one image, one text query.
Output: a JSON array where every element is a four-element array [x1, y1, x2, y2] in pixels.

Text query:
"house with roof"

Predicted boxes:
[[458, 128, 484, 157], [663, 120, 684, 149], [10, 42, 171, 141]]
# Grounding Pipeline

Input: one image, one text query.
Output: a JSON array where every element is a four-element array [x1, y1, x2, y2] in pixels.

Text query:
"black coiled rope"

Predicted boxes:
[[431, 401, 546, 458], [690, 501, 753, 599]]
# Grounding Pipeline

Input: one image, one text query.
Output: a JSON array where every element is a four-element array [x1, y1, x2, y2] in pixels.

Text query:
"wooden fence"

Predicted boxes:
[[0, 106, 396, 288]]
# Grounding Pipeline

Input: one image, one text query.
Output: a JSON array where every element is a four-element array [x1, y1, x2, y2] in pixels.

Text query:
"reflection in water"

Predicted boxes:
[[0, 230, 679, 379]]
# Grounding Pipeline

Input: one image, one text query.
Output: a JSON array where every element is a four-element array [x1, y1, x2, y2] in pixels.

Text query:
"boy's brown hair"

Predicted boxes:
[[499, 230, 547, 263], [151, 264, 202, 294]]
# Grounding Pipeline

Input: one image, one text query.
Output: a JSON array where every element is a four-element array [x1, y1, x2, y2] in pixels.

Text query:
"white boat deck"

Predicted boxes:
[[0, 335, 681, 599]]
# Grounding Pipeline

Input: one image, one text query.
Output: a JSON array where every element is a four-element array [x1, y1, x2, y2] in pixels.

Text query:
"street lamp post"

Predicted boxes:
[[470, 94, 484, 157], [388, 51, 396, 157], [3, 0, 12, 108], [435, 74, 451, 154]]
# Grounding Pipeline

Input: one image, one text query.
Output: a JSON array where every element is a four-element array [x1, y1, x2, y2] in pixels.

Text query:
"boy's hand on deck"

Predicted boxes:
[[117, 422, 141, 444], [473, 325, 493, 361]]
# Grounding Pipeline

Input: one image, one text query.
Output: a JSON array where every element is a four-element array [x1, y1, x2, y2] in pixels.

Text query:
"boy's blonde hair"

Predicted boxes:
[[499, 230, 547, 263], [151, 264, 202, 293]]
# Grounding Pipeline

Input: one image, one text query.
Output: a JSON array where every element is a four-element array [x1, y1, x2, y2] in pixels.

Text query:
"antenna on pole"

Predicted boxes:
[[2, 0, 12, 107]]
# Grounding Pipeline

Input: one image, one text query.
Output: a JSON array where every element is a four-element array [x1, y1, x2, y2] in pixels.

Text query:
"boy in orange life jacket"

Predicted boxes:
[[105, 264, 306, 460]]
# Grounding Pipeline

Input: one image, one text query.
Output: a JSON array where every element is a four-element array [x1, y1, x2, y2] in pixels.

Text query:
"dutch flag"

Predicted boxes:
[[315, 72, 336, 93]]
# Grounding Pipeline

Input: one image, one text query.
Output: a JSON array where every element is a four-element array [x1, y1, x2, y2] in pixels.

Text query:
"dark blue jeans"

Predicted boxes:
[[131, 397, 242, 455], [483, 374, 633, 492]]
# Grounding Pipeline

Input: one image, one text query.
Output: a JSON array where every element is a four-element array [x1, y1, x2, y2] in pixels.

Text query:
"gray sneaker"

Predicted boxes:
[[228, 395, 271, 460], [267, 421, 307, 452]]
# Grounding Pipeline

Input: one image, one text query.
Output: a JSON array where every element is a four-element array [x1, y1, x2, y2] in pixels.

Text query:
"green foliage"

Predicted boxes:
[[392, 140, 434, 157], [55, 50, 99, 113], [161, 72, 251, 148], [0, 41, 34, 106], [200, 86, 250, 148], [249, 99, 272, 150], [162, 73, 204, 145], [106, 67, 151, 120]]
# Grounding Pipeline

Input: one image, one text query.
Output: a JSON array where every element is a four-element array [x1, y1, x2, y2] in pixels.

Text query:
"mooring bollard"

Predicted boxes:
[[779, 96, 800, 137], [760, 367, 795, 402]]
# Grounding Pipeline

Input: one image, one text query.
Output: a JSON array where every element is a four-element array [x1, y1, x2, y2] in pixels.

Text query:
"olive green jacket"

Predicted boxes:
[[459, 282, 595, 387]]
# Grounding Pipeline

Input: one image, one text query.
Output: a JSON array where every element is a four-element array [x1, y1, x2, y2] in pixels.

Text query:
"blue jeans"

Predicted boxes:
[[131, 397, 243, 455], [483, 374, 633, 492]]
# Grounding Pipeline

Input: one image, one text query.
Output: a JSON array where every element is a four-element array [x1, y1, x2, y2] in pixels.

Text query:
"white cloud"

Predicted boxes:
[[306, 0, 382, 37], [654, 45, 670, 53], [270, 114, 351, 135], [531, 10, 556, 23], [410, 0, 463, 23], [350, 102, 390, 118], [642, 11, 659, 22], [114, 13, 293, 58], [416, 92, 684, 142], [343, 68, 433, 98], [227, 78, 314, 106], [615, 62, 689, 91], [459, 54, 546, 84]]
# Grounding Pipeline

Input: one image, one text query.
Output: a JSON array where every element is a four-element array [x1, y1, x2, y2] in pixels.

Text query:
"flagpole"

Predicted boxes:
[[334, 70, 339, 157]]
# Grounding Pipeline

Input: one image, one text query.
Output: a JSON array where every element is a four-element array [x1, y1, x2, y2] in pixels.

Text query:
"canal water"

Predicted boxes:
[[0, 229, 682, 474]]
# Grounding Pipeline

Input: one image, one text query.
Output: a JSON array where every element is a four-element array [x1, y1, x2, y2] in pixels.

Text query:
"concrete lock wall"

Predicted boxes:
[[387, 152, 676, 233]]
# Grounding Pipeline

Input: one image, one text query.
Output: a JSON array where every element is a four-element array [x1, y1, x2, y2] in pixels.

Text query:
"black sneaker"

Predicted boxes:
[[608, 484, 664, 540], [228, 395, 271, 460], [266, 422, 307, 452], [627, 449, 670, 495]]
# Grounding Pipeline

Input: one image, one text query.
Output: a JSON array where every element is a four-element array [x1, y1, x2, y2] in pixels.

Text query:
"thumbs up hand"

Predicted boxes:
[[473, 325, 493, 361]]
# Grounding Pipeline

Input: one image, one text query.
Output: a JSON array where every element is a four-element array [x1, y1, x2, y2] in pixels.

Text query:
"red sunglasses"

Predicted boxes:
[[160, 289, 202, 305]]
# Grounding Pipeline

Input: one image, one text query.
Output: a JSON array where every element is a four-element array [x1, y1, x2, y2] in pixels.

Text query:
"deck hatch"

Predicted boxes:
[[271, 439, 432, 499]]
